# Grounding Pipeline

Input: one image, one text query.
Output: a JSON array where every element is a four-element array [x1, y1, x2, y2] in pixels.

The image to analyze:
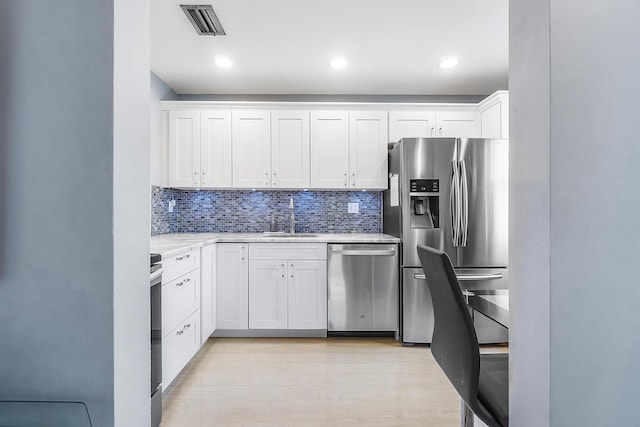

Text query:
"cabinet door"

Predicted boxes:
[[168, 110, 201, 187], [435, 111, 480, 137], [310, 111, 350, 189], [249, 260, 288, 329], [201, 110, 232, 187], [216, 243, 249, 329], [288, 260, 327, 330], [200, 244, 216, 343], [271, 111, 310, 189], [232, 110, 271, 188], [349, 111, 388, 189], [388, 111, 436, 142], [480, 100, 509, 139]]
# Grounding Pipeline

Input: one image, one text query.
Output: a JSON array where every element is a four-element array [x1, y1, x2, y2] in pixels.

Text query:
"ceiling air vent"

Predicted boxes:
[[180, 5, 226, 36]]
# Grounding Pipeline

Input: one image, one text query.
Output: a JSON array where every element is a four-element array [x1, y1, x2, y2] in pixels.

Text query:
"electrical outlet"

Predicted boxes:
[[348, 202, 359, 214], [168, 199, 176, 213]]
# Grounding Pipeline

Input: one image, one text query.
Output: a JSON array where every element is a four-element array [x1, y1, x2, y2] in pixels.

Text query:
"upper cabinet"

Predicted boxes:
[[388, 109, 480, 142], [310, 111, 350, 189], [168, 109, 232, 188], [161, 91, 507, 190], [310, 111, 388, 190], [232, 110, 272, 189], [349, 111, 388, 189], [479, 91, 509, 139], [271, 111, 310, 189]]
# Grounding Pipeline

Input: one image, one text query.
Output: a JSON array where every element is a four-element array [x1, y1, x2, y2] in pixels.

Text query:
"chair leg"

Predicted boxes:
[[461, 400, 474, 427]]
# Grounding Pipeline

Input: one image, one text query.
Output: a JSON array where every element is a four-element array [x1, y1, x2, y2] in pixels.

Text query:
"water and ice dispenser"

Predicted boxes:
[[409, 179, 440, 229]]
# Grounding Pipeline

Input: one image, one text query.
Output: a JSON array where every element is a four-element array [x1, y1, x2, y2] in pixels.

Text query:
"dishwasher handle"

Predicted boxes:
[[330, 248, 396, 256], [414, 272, 503, 281]]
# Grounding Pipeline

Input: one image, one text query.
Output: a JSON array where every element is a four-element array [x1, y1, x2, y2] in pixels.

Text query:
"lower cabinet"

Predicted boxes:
[[161, 252, 201, 388], [216, 243, 249, 329], [248, 259, 327, 329], [248, 243, 327, 331], [162, 310, 200, 387]]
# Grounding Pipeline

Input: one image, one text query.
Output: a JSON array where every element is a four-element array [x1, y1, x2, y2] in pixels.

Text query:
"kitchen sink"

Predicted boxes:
[[262, 232, 318, 238]]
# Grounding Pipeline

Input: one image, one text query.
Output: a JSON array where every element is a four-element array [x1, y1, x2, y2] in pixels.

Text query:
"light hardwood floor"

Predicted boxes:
[[162, 337, 467, 427]]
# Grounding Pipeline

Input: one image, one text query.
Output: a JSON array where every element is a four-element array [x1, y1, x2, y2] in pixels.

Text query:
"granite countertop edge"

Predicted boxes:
[[151, 233, 401, 258]]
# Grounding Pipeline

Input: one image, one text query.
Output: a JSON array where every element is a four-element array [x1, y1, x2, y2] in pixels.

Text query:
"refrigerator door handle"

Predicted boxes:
[[414, 273, 427, 280], [456, 273, 503, 281], [450, 161, 459, 246], [460, 160, 469, 247]]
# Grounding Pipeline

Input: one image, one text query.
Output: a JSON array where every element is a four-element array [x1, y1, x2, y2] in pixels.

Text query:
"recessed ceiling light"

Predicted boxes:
[[439, 57, 459, 69], [330, 57, 347, 69], [215, 57, 232, 68]]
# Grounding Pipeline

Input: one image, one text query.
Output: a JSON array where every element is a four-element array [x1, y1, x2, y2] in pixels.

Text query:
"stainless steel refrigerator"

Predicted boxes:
[[383, 137, 509, 344]]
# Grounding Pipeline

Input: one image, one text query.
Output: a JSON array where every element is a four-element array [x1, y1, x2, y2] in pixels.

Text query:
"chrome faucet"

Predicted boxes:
[[289, 197, 296, 234]]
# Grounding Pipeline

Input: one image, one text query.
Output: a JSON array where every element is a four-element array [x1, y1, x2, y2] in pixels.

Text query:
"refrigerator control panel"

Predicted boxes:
[[410, 179, 439, 193]]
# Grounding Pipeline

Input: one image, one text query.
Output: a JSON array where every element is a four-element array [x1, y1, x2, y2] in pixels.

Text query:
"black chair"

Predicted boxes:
[[417, 244, 508, 427]]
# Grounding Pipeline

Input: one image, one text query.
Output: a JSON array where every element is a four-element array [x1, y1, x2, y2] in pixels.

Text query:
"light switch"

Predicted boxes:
[[348, 202, 359, 214]]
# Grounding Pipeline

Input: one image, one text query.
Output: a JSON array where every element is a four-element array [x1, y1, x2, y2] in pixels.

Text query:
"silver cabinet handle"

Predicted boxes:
[[439, 127, 443, 136], [193, 171, 198, 184], [430, 127, 434, 136], [184, 323, 191, 330], [272, 172, 277, 186], [176, 254, 191, 261], [241, 246, 245, 261], [456, 273, 503, 281], [331, 249, 395, 256], [344, 173, 348, 187], [352, 173, 356, 186], [176, 277, 191, 287], [265, 172, 270, 186], [414, 273, 426, 280], [176, 330, 184, 336]]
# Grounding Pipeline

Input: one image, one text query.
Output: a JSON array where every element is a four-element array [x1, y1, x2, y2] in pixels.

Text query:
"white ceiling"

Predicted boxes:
[[151, 0, 508, 95]]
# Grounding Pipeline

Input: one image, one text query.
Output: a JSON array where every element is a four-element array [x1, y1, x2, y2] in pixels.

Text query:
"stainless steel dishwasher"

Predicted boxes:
[[327, 244, 399, 335]]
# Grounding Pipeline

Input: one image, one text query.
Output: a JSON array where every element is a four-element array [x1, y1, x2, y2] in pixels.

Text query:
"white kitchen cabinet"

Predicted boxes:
[[161, 248, 201, 388], [162, 310, 200, 388], [287, 260, 327, 330], [434, 111, 480, 137], [168, 110, 201, 187], [248, 243, 327, 330], [232, 110, 271, 189], [310, 111, 387, 189], [249, 260, 288, 329], [479, 91, 509, 139], [271, 111, 310, 189], [200, 244, 217, 343], [388, 111, 436, 142], [216, 243, 249, 330], [389, 110, 480, 140], [349, 111, 388, 189], [201, 110, 232, 187], [168, 109, 232, 188], [310, 111, 350, 189]]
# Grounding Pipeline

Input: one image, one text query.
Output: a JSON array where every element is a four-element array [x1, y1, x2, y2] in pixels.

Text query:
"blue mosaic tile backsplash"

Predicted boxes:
[[151, 186, 177, 235], [151, 186, 382, 235]]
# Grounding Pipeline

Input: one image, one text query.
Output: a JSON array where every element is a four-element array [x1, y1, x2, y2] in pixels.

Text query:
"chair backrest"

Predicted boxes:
[[417, 244, 480, 405]]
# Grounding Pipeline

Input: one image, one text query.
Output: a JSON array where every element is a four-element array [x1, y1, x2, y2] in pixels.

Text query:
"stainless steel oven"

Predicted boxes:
[[150, 253, 162, 427]]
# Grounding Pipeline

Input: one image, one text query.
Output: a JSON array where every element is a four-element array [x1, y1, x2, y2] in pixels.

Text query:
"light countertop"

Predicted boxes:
[[151, 233, 400, 258]]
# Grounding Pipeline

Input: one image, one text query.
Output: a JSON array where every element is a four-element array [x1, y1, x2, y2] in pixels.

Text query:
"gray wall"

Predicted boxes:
[[177, 93, 487, 103], [509, 0, 551, 424], [0, 1, 115, 425], [0, 1, 150, 426], [510, 0, 640, 425]]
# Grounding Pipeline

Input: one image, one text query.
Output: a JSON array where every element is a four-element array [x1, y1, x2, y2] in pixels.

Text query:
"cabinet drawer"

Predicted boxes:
[[162, 248, 200, 283], [249, 243, 327, 260], [162, 269, 200, 335], [162, 310, 200, 388]]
